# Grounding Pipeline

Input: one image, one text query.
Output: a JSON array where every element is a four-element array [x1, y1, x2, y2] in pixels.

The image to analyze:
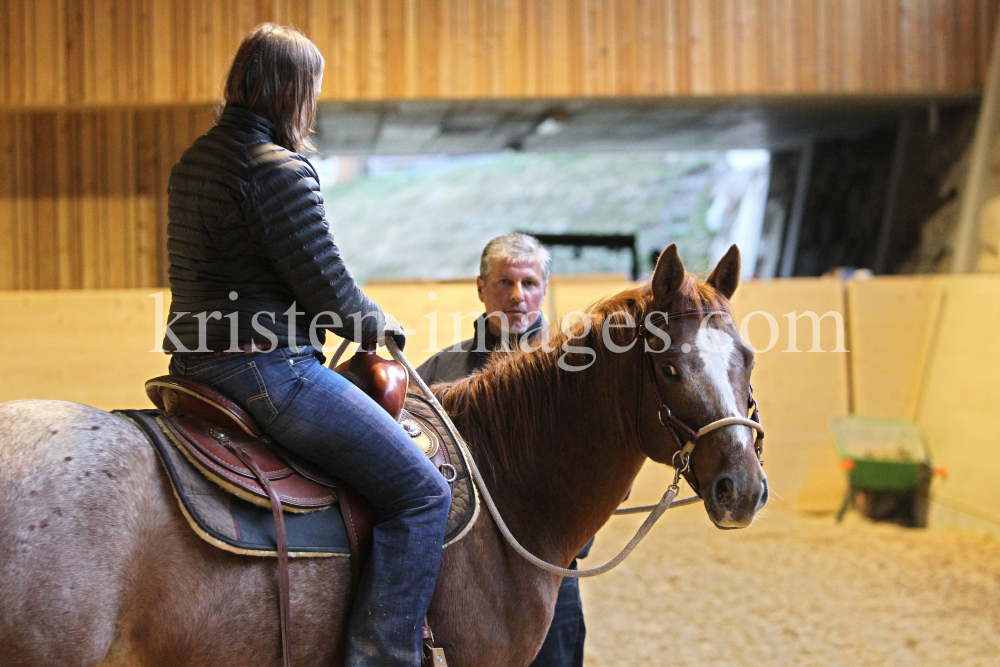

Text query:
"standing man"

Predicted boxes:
[[417, 233, 591, 667]]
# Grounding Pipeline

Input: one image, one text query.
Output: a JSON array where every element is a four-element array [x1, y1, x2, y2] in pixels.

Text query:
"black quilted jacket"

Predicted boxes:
[[163, 106, 381, 353]]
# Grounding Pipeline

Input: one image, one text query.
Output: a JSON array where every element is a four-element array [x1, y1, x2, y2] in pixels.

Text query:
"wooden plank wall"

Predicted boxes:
[[1, 0, 997, 108], [0, 278, 850, 514], [914, 276, 1000, 530], [3, 278, 998, 530], [0, 106, 214, 289], [847, 277, 939, 420], [2, 0, 998, 290], [730, 277, 850, 511], [837, 275, 1000, 533]]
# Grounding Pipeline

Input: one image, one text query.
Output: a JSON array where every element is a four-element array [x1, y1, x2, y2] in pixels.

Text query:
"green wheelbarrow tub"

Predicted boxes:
[[846, 459, 931, 492]]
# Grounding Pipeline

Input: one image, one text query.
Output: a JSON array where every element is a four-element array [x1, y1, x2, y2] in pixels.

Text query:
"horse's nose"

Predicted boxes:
[[712, 475, 765, 513], [712, 476, 737, 509]]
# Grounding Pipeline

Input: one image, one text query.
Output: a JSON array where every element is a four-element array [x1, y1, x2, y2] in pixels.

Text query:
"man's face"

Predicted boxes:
[[477, 258, 547, 336]]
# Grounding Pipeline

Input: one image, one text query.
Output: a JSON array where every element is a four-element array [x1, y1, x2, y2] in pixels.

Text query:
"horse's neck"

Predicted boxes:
[[469, 345, 648, 568]]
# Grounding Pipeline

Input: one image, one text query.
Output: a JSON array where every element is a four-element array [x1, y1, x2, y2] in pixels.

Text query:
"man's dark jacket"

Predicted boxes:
[[163, 106, 380, 353], [416, 313, 547, 383]]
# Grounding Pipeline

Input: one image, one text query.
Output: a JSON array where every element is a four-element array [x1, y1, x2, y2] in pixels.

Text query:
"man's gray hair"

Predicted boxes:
[[479, 233, 552, 282]]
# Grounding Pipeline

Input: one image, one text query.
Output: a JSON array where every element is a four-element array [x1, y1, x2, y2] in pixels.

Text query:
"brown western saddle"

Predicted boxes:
[[145, 345, 455, 667]]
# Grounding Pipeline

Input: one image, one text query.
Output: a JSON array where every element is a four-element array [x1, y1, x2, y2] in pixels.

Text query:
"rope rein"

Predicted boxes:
[[384, 327, 764, 579]]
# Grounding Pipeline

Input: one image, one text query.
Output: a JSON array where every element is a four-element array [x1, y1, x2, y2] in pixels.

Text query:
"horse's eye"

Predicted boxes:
[[661, 364, 680, 379]]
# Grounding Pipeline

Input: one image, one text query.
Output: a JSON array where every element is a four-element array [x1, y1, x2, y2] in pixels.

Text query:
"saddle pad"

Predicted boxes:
[[118, 409, 350, 557], [404, 392, 479, 544], [118, 396, 478, 557]]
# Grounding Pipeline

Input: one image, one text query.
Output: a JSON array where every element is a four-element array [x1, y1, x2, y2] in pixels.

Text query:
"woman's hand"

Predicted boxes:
[[380, 313, 407, 351]]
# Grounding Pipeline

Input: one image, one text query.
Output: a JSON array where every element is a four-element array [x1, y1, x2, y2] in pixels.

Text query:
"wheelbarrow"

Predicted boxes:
[[829, 417, 942, 525]]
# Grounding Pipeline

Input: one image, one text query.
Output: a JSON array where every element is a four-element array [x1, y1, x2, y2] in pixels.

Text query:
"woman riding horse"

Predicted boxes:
[[162, 24, 451, 667]]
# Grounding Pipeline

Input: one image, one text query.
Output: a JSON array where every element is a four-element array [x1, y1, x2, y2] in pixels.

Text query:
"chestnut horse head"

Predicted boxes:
[[445, 242, 766, 539], [636, 243, 766, 528]]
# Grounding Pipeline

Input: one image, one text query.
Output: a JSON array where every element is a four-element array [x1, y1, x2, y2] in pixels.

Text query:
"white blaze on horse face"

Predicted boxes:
[[696, 327, 743, 447]]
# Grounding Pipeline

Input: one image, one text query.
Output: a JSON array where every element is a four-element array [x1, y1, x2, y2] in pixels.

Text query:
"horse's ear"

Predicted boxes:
[[708, 244, 741, 300], [651, 244, 686, 308]]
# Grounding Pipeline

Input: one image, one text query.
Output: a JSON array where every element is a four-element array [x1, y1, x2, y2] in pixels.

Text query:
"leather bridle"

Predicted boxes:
[[635, 309, 765, 497]]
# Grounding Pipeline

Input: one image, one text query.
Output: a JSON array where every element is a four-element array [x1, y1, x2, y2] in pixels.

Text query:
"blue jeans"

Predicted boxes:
[[169, 346, 451, 667], [529, 562, 586, 667]]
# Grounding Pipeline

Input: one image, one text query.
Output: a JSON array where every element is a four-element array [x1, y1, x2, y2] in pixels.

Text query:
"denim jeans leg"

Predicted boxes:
[[170, 348, 451, 667], [529, 563, 586, 667]]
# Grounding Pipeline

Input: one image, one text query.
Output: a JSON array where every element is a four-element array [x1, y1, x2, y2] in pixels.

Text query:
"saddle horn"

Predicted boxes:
[[334, 343, 408, 421]]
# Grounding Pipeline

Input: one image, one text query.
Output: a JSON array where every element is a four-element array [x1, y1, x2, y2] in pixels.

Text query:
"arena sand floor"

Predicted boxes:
[[581, 502, 1000, 667]]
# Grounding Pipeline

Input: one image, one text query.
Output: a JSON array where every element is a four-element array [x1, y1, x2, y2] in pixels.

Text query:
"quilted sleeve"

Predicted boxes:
[[243, 150, 383, 344]]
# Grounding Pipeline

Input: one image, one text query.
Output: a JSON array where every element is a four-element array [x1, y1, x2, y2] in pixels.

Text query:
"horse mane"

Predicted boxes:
[[440, 272, 731, 485]]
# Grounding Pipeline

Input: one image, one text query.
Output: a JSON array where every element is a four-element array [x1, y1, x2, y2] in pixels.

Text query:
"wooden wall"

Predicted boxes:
[[2, 0, 999, 291], [5, 275, 1000, 532], [848, 277, 939, 420], [847, 275, 1000, 535], [731, 278, 851, 511], [1, 0, 997, 108], [912, 276, 1000, 531], [0, 277, 852, 513], [0, 106, 214, 289]]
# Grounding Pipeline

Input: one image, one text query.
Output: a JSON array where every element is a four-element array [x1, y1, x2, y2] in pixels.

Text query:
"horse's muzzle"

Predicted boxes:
[[706, 473, 768, 529]]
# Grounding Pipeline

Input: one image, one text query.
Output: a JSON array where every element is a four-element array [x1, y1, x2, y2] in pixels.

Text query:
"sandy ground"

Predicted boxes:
[[580, 506, 1000, 667]]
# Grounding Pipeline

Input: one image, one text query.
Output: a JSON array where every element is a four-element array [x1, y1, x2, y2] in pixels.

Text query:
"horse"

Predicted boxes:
[[0, 244, 766, 667]]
